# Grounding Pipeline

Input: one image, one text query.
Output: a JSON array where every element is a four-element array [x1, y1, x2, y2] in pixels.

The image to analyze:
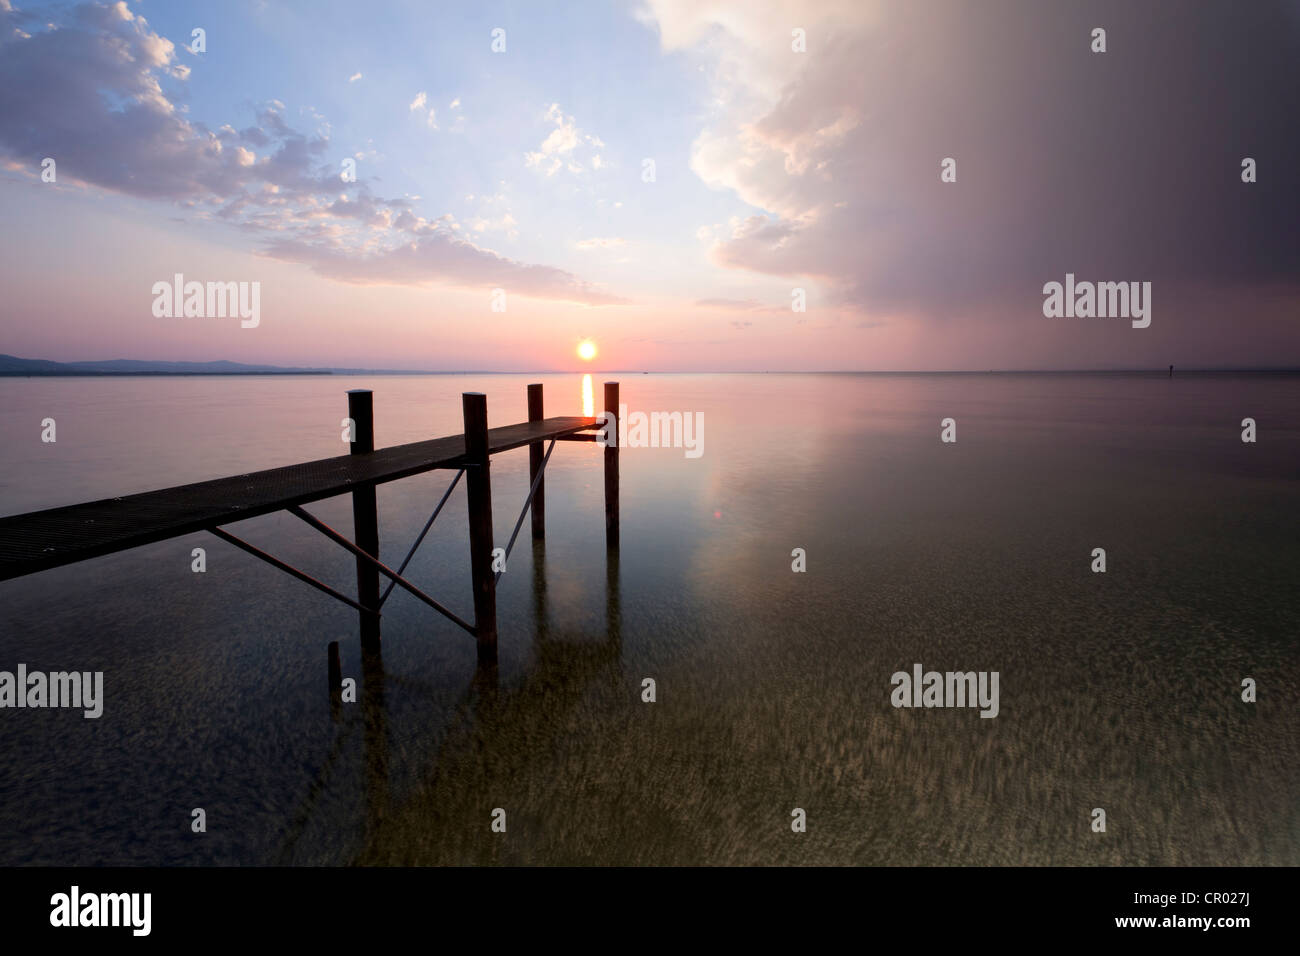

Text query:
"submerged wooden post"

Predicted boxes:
[[347, 389, 381, 651], [463, 392, 498, 662], [604, 381, 620, 550], [528, 383, 545, 540], [328, 640, 343, 722], [327, 640, 342, 692]]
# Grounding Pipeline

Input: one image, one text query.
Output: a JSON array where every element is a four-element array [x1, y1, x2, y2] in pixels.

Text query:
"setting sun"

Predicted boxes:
[[577, 340, 597, 362]]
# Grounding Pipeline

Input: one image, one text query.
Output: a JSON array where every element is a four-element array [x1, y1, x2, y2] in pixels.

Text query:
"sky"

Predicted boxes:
[[0, 0, 1297, 371]]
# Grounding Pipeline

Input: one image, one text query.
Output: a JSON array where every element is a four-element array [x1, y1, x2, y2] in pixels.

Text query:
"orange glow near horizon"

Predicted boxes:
[[577, 340, 597, 361]]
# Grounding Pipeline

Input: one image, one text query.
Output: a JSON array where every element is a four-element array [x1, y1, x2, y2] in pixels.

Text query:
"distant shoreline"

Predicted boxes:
[[0, 370, 334, 377]]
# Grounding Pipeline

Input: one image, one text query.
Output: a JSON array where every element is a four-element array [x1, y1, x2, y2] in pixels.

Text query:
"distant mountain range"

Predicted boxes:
[[0, 355, 445, 375]]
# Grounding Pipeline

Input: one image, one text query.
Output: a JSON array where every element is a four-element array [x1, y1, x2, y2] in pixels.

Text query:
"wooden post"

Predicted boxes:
[[604, 381, 620, 550], [528, 383, 545, 540], [347, 389, 381, 651], [327, 641, 342, 692], [328, 640, 343, 722], [463, 392, 498, 662]]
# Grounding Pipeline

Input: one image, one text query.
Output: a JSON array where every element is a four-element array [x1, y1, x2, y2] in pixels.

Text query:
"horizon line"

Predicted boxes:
[[5, 352, 1300, 377], [6, 368, 1300, 377]]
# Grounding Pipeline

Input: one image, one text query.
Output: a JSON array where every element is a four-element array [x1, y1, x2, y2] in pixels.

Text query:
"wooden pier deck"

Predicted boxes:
[[0, 415, 597, 582]]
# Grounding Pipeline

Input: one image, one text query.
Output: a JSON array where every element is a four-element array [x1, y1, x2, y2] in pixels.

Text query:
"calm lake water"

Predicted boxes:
[[0, 372, 1296, 865]]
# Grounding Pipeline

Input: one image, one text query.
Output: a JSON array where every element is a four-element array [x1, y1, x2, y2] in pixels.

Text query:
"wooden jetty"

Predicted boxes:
[[0, 383, 621, 665]]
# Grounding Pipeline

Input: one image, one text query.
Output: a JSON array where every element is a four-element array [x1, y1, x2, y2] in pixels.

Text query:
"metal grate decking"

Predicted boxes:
[[0, 416, 598, 582]]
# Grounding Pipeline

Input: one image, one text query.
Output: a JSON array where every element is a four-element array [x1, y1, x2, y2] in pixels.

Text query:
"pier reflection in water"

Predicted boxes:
[[342, 521, 621, 865]]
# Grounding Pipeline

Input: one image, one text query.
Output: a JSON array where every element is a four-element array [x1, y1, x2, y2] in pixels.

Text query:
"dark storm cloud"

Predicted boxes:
[[690, 0, 1300, 314]]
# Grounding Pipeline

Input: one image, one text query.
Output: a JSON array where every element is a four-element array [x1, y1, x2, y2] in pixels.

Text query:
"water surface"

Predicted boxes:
[[0, 372, 1296, 865]]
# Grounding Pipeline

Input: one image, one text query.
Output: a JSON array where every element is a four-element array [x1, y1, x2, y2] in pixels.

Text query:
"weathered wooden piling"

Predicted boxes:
[[528, 383, 545, 540], [462, 392, 498, 662], [327, 640, 342, 692], [604, 381, 620, 550], [347, 389, 381, 651]]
